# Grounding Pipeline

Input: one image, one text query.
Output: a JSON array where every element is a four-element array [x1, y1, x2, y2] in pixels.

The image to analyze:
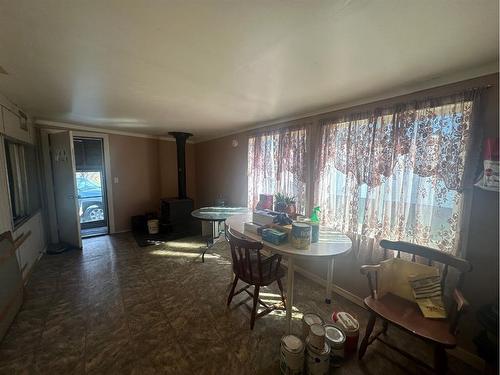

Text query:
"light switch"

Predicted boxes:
[[114, 177, 119, 184]]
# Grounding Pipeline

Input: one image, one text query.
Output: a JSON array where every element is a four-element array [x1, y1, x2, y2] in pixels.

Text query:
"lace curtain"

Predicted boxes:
[[313, 91, 480, 261], [248, 126, 308, 214]]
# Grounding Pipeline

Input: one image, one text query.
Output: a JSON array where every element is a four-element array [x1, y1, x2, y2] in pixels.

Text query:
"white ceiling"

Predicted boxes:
[[0, 0, 498, 142]]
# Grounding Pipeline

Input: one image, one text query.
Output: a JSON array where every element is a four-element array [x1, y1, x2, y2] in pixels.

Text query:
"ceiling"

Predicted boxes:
[[0, 0, 498, 142]]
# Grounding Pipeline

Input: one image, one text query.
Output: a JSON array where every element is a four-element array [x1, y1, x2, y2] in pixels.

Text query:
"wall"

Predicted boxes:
[[107, 135, 197, 232], [195, 133, 248, 208], [195, 73, 499, 355], [108, 134, 161, 232]]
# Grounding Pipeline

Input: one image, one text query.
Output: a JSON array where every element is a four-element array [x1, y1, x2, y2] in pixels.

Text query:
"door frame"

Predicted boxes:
[[40, 129, 116, 240], [71, 131, 115, 234]]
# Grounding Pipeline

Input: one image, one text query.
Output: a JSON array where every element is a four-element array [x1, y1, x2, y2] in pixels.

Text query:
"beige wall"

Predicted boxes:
[[109, 134, 161, 232], [195, 133, 248, 208], [195, 73, 499, 355], [109, 135, 197, 232]]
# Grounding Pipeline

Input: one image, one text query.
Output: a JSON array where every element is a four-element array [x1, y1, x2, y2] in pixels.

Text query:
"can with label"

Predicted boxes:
[[291, 222, 312, 249], [302, 312, 324, 338], [332, 311, 359, 356], [324, 324, 346, 367], [307, 324, 325, 352], [280, 335, 305, 375], [305, 340, 330, 375]]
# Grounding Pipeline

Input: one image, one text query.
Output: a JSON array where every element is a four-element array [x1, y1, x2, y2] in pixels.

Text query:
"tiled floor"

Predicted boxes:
[[0, 233, 479, 374]]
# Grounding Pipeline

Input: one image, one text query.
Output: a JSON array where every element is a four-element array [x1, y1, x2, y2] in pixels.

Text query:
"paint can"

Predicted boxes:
[[280, 335, 305, 375], [307, 324, 326, 352], [324, 324, 346, 367], [332, 311, 359, 356], [291, 222, 312, 249], [305, 340, 330, 375], [147, 219, 159, 234], [302, 312, 324, 338]]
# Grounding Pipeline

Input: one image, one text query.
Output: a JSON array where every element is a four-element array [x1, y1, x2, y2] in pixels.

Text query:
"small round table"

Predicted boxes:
[[225, 212, 352, 334], [191, 206, 250, 262]]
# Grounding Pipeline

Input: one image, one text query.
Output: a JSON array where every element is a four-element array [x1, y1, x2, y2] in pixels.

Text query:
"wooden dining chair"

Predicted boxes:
[[358, 240, 472, 374], [226, 228, 286, 329]]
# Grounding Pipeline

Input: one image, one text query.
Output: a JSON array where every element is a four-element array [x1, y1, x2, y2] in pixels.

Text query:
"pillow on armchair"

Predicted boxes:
[[376, 257, 440, 302]]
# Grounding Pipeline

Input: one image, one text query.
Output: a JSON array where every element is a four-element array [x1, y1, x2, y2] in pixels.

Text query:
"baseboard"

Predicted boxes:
[[110, 229, 131, 235], [291, 263, 365, 307], [280, 260, 485, 371]]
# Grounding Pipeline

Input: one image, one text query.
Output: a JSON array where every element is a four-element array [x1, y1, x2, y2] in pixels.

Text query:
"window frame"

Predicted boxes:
[[3, 137, 40, 229]]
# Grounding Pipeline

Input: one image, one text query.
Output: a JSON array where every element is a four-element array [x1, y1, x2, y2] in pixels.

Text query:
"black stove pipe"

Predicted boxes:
[[168, 132, 193, 199]]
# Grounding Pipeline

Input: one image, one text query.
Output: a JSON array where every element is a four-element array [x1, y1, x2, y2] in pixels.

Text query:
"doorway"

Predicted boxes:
[[74, 137, 109, 237]]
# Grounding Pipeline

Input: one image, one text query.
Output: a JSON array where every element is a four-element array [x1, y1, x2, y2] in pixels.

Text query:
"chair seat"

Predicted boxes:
[[364, 294, 456, 347]]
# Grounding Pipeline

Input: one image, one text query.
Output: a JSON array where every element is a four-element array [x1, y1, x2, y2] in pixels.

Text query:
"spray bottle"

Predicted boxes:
[[310, 206, 320, 242]]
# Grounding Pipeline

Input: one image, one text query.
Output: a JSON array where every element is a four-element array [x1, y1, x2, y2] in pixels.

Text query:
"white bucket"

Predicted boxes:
[[305, 341, 330, 375], [147, 219, 159, 234], [280, 335, 304, 375], [302, 312, 324, 339]]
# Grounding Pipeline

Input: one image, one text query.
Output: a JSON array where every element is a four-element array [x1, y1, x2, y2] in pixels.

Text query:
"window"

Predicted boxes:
[[4, 139, 41, 226], [314, 94, 477, 257], [247, 126, 308, 214]]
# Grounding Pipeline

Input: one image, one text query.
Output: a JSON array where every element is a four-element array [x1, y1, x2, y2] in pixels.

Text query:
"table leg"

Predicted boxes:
[[325, 257, 335, 304], [202, 221, 216, 263], [286, 257, 295, 334]]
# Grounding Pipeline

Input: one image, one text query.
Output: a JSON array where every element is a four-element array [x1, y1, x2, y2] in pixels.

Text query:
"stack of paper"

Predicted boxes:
[[409, 275, 446, 319]]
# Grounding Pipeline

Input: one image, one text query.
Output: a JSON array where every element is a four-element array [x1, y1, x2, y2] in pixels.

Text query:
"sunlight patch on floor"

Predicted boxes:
[[164, 241, 204, 249], [268, 309, 303, 320], [149, 249, 216, 259]]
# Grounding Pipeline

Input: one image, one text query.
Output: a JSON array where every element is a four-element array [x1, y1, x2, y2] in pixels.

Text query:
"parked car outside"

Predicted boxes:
[[76, 175, 105, 223]]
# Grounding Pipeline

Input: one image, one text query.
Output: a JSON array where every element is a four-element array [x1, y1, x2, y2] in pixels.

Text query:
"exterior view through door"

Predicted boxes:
[[74, 137, 109, 237]]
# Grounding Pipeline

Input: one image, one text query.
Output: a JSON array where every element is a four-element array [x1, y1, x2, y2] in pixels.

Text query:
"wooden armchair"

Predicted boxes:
[[358, 240, 472, 374], [226, 228, 286, 329]]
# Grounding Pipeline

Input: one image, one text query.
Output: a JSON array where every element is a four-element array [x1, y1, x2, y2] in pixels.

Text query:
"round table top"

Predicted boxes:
[[191, 206, 251, 222], [225, 212, 352, 258]]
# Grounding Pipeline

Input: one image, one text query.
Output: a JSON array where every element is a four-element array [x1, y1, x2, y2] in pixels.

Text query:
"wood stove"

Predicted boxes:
[[160, 132, 195, 236]]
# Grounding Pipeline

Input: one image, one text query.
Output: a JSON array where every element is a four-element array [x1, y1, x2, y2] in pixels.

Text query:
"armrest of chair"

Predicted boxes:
[[360, 264, 380, 298], [453, 288, 469, 313], [449, 288, 469, 335], [360, 264, 380, 275]]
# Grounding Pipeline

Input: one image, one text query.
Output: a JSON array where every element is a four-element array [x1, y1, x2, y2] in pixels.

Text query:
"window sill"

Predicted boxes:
[[12, 210, 41, 231]]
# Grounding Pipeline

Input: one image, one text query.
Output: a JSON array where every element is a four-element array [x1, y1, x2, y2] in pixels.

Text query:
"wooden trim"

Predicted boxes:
[[0, 230, 31, 264], [35, 120, 194, 143], [14, 230, 31, 250], [0, 281, 23, 323]]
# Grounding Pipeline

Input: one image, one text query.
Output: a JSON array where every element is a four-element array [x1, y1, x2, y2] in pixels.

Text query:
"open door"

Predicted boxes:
[[50, 131, 82, 249]]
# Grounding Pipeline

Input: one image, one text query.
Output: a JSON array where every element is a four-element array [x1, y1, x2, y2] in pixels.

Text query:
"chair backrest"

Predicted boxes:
[[379, 240, 472, 292], [226, 228, 265, 284]]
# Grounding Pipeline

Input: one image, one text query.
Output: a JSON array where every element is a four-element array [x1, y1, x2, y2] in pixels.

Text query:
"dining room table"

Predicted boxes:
[[225, 212, 352, 334], [191, 206, 251, 262]]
